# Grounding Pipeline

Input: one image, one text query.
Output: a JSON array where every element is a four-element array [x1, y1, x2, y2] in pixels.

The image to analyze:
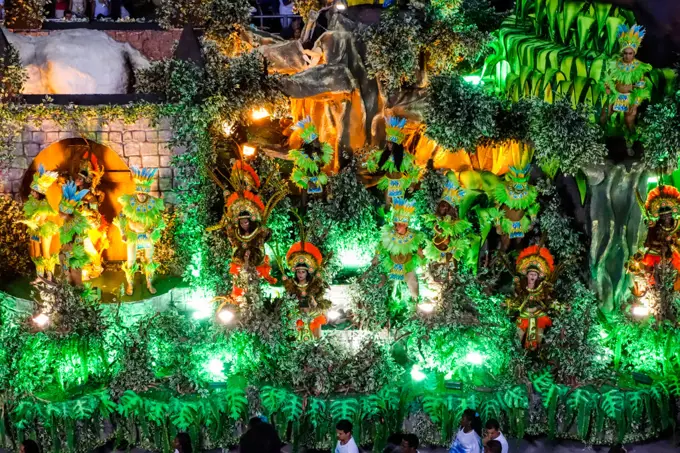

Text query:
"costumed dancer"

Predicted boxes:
[[283, 238, 331, 340], [628, 185, 680, 292], [19, 164, 60, 281], [75, 151, 109, 280], [289, 116, 333, 197], [424, 173, 479, 277], [114, 167, 166, 295], [600, 24, 651, 135], [57, 181, 91, 286], [374, 197, 425, 301], [366, 116, 419, 205], [493, 161, 539, 252], [506, 245, 563, 350]]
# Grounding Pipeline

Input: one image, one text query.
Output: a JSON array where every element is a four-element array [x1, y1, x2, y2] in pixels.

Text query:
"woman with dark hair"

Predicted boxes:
[[173, 432, 192, 453], [21, 440, 40, 453], [448, 408, 482, 453]]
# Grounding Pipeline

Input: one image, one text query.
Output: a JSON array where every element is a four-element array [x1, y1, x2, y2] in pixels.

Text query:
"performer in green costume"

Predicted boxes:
[[424, 173, 479, 276], [493, 164, 539, 251], [601, 24, 651, 135], [366, 116, 420, 205], [58, 180, 90, 286], [374, 197, 424, 300], [289, 116, 333, 195], [114, 167, 165, 295], [19, 164, 60, 281]]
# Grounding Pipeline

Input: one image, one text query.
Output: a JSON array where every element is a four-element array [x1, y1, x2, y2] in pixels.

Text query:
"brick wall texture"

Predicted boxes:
[[1, 118, 182, 203]]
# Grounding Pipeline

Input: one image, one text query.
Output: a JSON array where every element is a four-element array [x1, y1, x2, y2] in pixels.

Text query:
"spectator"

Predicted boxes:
[[335, 419, 359, 453], [449, 409, 482, 453], [92, 0, 110, 18], [173, 433, 192, 453], [484, 440, 502, 453], [608, 445, 627, 453], [382, 432, 403, 453], [70, 0, 86, 17], [239, 419, 281, 453], [20, 440, 40, 453], [55, 0, 68, 18], [64, 9, 73, 20], [279, 0, 294, 35], [401, 433, 420, 453], [483, 419, 508, 453]]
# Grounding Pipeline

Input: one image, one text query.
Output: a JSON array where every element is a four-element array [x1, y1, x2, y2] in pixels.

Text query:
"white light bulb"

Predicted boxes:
[[418, 302, 435, 313], [327, 309, 341, 321], [33, 313, 49, 327], [632, 305, 650, 317], [222, 121, 234, 136], [410, 365, 427, 382], [218, 309, 235, 324], [465, 351, 484, 365]]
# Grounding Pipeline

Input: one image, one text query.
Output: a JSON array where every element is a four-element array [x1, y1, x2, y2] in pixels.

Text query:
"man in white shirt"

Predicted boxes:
[[335, 420, 360, 453], [483, 419, 509, 453], [401, 433, 420, 453]]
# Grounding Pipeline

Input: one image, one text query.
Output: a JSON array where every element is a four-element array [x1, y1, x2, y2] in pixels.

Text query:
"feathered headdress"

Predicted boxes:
[[392, 197, 416, 225], [59, 180, 89, 215], [291, 116, 319, 144], [516, 245, 555, 279], [506, 163, 531, 184], [286, 241, 323, 273], [226, 190, 265, 222], [232, 160, 261, 191], [131, 166, 157, 193], [617, 24, 646, 54], [644, 185, 680, 221], [30, 164, 59, 195], [441, 173, 466, 207], [385, 116, 407, 145]]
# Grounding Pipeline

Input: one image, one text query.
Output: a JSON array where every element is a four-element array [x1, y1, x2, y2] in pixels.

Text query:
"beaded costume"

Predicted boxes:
[[494, 164, 539, 239], [58, 181, 91, 273], [289, 117, 333, 194], [114, 167, 166, 295], [366, 117, 420, 199], [20, 164, 60, 278]]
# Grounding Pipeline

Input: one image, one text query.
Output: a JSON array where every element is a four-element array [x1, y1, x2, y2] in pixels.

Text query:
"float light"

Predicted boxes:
[[465, 351, 484, 365], [335, 0, 347, 10], [632, 305, 650, 317], [418, 302, 435, 313], [463, 75, 482, 85], [33, 313, 49, 328], [327, 309, 341, 321], [251, 108, 270, 120], [411, 365, 427, 382], [242, 144, 257, 157], [218, 308, 235, 324], [222, 121, 234, 136]]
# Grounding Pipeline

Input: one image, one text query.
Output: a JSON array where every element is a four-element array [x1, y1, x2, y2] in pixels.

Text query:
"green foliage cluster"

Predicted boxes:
[[0, 45, 27, 104], [640, 92, 680, 171], [156, 0, 251, 42], [529, 99, 606, 176], [0, 196, 32, 280]]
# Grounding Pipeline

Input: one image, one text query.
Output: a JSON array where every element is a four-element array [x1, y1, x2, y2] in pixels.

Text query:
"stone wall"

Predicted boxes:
[[15, 29, 182, 60], [1, 117, 180, 203]]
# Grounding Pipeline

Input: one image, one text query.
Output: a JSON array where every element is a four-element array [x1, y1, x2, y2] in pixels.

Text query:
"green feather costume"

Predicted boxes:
[[289, 117, 333, 194], [366, 150, 419, 198], [22, 197, 59, 240], [601, 59, 652, 112], [116, 194, 166, 244], [60, 211, 91, 270], [494, 165, 539, 239], [376, 224, 425, 281]]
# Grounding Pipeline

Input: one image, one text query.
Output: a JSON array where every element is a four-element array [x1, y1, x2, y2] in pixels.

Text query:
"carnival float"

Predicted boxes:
[[0, 0, 679, 451]]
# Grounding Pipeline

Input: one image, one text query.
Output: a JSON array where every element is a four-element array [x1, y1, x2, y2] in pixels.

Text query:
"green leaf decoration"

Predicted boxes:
[[576, 170, 587, 205], [361, 395, 381, 420], [283, 394, 304, 422], [566, 388, 595, 438], [593, 2, 613, 36], [576, 15, 595, 51], [144, 399, 169, 426], [225, 385, 248, 421], [422, 394, 444, 424], [604, 16, 625, 55], [118, 390, 143, 418], [169, 399, 198, 431], [600, 388, 625, 440], [330, 398, 359, 423], [306, 397, 327, 428], [260, 386, 287, 415]]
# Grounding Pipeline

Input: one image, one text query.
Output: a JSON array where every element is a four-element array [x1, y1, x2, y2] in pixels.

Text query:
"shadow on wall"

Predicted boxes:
[[20, 138, 133, 261]]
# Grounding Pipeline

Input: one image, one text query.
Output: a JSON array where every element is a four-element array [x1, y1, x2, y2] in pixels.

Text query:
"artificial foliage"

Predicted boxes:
[[640, 92, 680, 171], [529, 99, 606, 177], [425, 74, 500, 151], [0, 196, 32, 280]]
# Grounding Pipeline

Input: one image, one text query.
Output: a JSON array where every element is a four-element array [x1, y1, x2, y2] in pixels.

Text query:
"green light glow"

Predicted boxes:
[[205, 358, 225, 381], [411, 365, 427, 382], [465, 351, 484, 365], [338, 246, 372, 269], [463, 75, 482, 85], [187, 289, 215, 319]]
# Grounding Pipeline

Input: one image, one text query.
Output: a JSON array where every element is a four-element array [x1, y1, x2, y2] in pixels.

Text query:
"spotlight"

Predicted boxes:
[[465, 351, 484, 365], [242, 144, 257, 157], [335, 0, 347, 10], [418, 302, 435, 313], [222, 121, 234, 136], [217, 308, 235, 324], [632, 305, 649, 317], [33, 313, 49, 327], [251, 108, 270, 120], [410, 365, 427, 382], [327, 309, 341, 321]]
